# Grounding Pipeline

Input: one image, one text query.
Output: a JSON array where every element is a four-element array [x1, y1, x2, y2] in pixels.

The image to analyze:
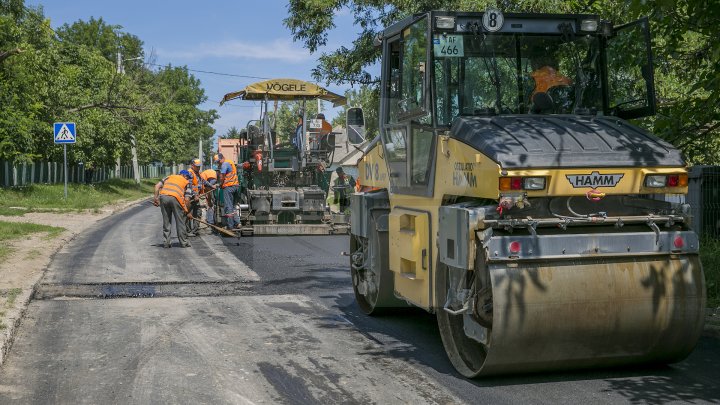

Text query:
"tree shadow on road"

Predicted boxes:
[[319, 292, 720, 404]]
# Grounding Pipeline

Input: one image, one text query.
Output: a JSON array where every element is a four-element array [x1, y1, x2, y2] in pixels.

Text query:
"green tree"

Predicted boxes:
[[628, 0, 720, 164], [137, 65, 218, 164], [57, 17, 144, 72], [0, 1, 218, 168], [285, 0, 719, 164], [267, 101, 318, 144], [332, 86, 380, 138], [222, 126, 242, 139], [0, 0, 57, 162]]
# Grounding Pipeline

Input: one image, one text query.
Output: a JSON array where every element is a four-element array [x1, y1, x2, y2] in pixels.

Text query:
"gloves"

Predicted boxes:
[[153, 198, 159, 207]]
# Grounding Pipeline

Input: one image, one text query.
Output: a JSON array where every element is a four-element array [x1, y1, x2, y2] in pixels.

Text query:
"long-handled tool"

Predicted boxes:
[[147, 200, 237, 237], [198, 187, 217, 198], [190, 215, 237, 237]]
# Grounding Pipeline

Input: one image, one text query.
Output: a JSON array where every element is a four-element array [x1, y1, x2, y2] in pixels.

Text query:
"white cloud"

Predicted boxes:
[[158, 38, 312, 63]]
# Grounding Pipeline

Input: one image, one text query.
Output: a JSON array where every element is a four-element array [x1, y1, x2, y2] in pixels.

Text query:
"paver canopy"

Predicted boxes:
[[220, 78, 346, 106]]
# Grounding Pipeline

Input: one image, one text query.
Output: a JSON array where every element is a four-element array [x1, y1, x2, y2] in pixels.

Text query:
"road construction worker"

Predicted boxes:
[[214, 153, 242, 230], [153, 170, 194, 248], [187, 159, 216, 236], [332, 167, 355, 213], [315, 113, 333, 135], [200, 168, 218, 225], [293, 113, 303, 148], [528, 56, 572, 113]]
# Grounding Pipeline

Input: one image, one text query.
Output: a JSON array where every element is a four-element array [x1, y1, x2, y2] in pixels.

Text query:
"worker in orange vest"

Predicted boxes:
[[528, 56, 572, 112], [200, 167, 218, 225], [153, 170, 194, 248], [187, 158, 216, 236], [214, 153, 242, 230]]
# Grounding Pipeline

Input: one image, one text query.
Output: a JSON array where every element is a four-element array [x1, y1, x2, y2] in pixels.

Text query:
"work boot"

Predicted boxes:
[[181, 243, 191, 248], [163, 242, 171, 248]]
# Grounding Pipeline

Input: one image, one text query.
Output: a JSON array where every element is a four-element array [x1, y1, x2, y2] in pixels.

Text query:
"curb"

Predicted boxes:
[[0, 198, 149, 367]]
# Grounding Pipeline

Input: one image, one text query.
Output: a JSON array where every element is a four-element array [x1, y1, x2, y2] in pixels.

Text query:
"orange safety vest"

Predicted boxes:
[[200, 169, 217, 182], [199, 169, 217, 193], [221, 160, 239, 188], [189, 170, 200, 193], [159, 174, 189, 211], [320, 120, 332, 135], [530, 66, 573, 97]]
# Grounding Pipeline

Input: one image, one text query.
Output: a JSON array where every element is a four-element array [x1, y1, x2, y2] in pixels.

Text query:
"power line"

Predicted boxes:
[[206, 99, 260, 107], [146, 63, 270, 80], [22, 4, 271, 82]]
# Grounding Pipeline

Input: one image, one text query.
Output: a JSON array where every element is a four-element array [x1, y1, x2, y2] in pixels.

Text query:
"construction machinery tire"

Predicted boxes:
[[351, 212, 405, 315]]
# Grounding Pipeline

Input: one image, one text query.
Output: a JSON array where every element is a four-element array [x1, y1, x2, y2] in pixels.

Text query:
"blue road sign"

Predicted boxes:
[[54, 122, 76, 144]]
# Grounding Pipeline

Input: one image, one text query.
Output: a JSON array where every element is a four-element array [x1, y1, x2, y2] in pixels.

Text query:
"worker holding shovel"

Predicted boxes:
[[153, 170, 195, 248], [187, 159, 217, 237]]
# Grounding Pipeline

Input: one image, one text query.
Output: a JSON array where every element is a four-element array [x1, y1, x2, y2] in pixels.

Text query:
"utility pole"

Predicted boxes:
[[117, 51, 142, 185], [198, 138, 203, 167]]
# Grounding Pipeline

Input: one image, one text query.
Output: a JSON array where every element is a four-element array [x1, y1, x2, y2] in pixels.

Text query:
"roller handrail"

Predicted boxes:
[[480, 214, 687, 230]]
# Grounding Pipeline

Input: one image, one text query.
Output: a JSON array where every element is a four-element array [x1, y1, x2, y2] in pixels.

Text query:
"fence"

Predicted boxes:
[[0, 160, 172, 188], [688, 166, 720, 238]]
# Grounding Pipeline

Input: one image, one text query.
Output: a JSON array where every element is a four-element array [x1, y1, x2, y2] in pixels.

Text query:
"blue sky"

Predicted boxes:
[[27, 0, 369, 138]]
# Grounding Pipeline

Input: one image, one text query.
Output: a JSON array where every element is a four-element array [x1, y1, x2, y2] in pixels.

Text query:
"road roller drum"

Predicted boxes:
[[438, 254, 705, 377]]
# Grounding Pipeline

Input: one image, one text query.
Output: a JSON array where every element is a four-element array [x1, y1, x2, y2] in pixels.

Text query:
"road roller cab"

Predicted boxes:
[[349, 9, 705, 377]]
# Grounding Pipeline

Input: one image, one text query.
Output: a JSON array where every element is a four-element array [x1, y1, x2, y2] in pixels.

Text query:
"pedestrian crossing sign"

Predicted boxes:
[[54, 122, 76, 144]]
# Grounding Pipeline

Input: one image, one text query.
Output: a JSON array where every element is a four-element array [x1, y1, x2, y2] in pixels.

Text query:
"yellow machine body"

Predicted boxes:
[[349, 11, 705, 377], [354, 135, 705, 376]]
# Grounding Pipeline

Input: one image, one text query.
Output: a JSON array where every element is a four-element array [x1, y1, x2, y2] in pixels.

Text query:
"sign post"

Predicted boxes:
[[54, 122, 76, 200]]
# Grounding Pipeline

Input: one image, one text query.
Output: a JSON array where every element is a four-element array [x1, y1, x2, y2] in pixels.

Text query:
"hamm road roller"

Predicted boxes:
[[348, 9, 705, 377]]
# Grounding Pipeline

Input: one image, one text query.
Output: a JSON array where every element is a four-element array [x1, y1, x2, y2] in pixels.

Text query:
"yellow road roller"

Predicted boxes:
[[348, 10, 705, 377]]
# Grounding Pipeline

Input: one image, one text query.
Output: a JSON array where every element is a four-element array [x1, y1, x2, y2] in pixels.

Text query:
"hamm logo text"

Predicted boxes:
[[565, 171, 624, 188]]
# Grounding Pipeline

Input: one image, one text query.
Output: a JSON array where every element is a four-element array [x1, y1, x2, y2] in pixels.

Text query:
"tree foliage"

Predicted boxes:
[[285, 0, 720, 163], [221, 126, 242, 139], [268, 101, 319, 144], [332, 86, 380, 139], [0, 0, 217, 166]]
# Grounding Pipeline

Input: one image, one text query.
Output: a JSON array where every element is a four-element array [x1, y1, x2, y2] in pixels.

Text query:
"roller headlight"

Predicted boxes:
[[523, 177, 546, 190]]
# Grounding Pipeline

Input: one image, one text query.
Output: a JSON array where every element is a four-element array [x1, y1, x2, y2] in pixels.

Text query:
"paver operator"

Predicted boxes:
[[214, 153, 242, 230], [153, 170, 195, 248], [187, 158, 216, 236]]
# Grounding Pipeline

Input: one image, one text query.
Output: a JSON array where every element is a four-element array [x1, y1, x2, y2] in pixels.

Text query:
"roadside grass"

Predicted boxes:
[[0, 178, 157, 213], [701, 236, 720, 308], [0, 221, 65, 261], [0, 207, 28, 216], [0, 288, 22, 330]]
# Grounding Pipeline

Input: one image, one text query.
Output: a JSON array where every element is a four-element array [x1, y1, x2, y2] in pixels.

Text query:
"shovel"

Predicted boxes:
[[190, 215, 238, 238], [147, 200, 237, 238]]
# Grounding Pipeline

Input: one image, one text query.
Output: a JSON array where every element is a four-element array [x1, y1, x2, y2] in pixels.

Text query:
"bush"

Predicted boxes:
[[701, 236, 720, 308]]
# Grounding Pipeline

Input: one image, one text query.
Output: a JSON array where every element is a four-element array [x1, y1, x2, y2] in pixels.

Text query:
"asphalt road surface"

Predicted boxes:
[[0, 203, 718, 404]]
